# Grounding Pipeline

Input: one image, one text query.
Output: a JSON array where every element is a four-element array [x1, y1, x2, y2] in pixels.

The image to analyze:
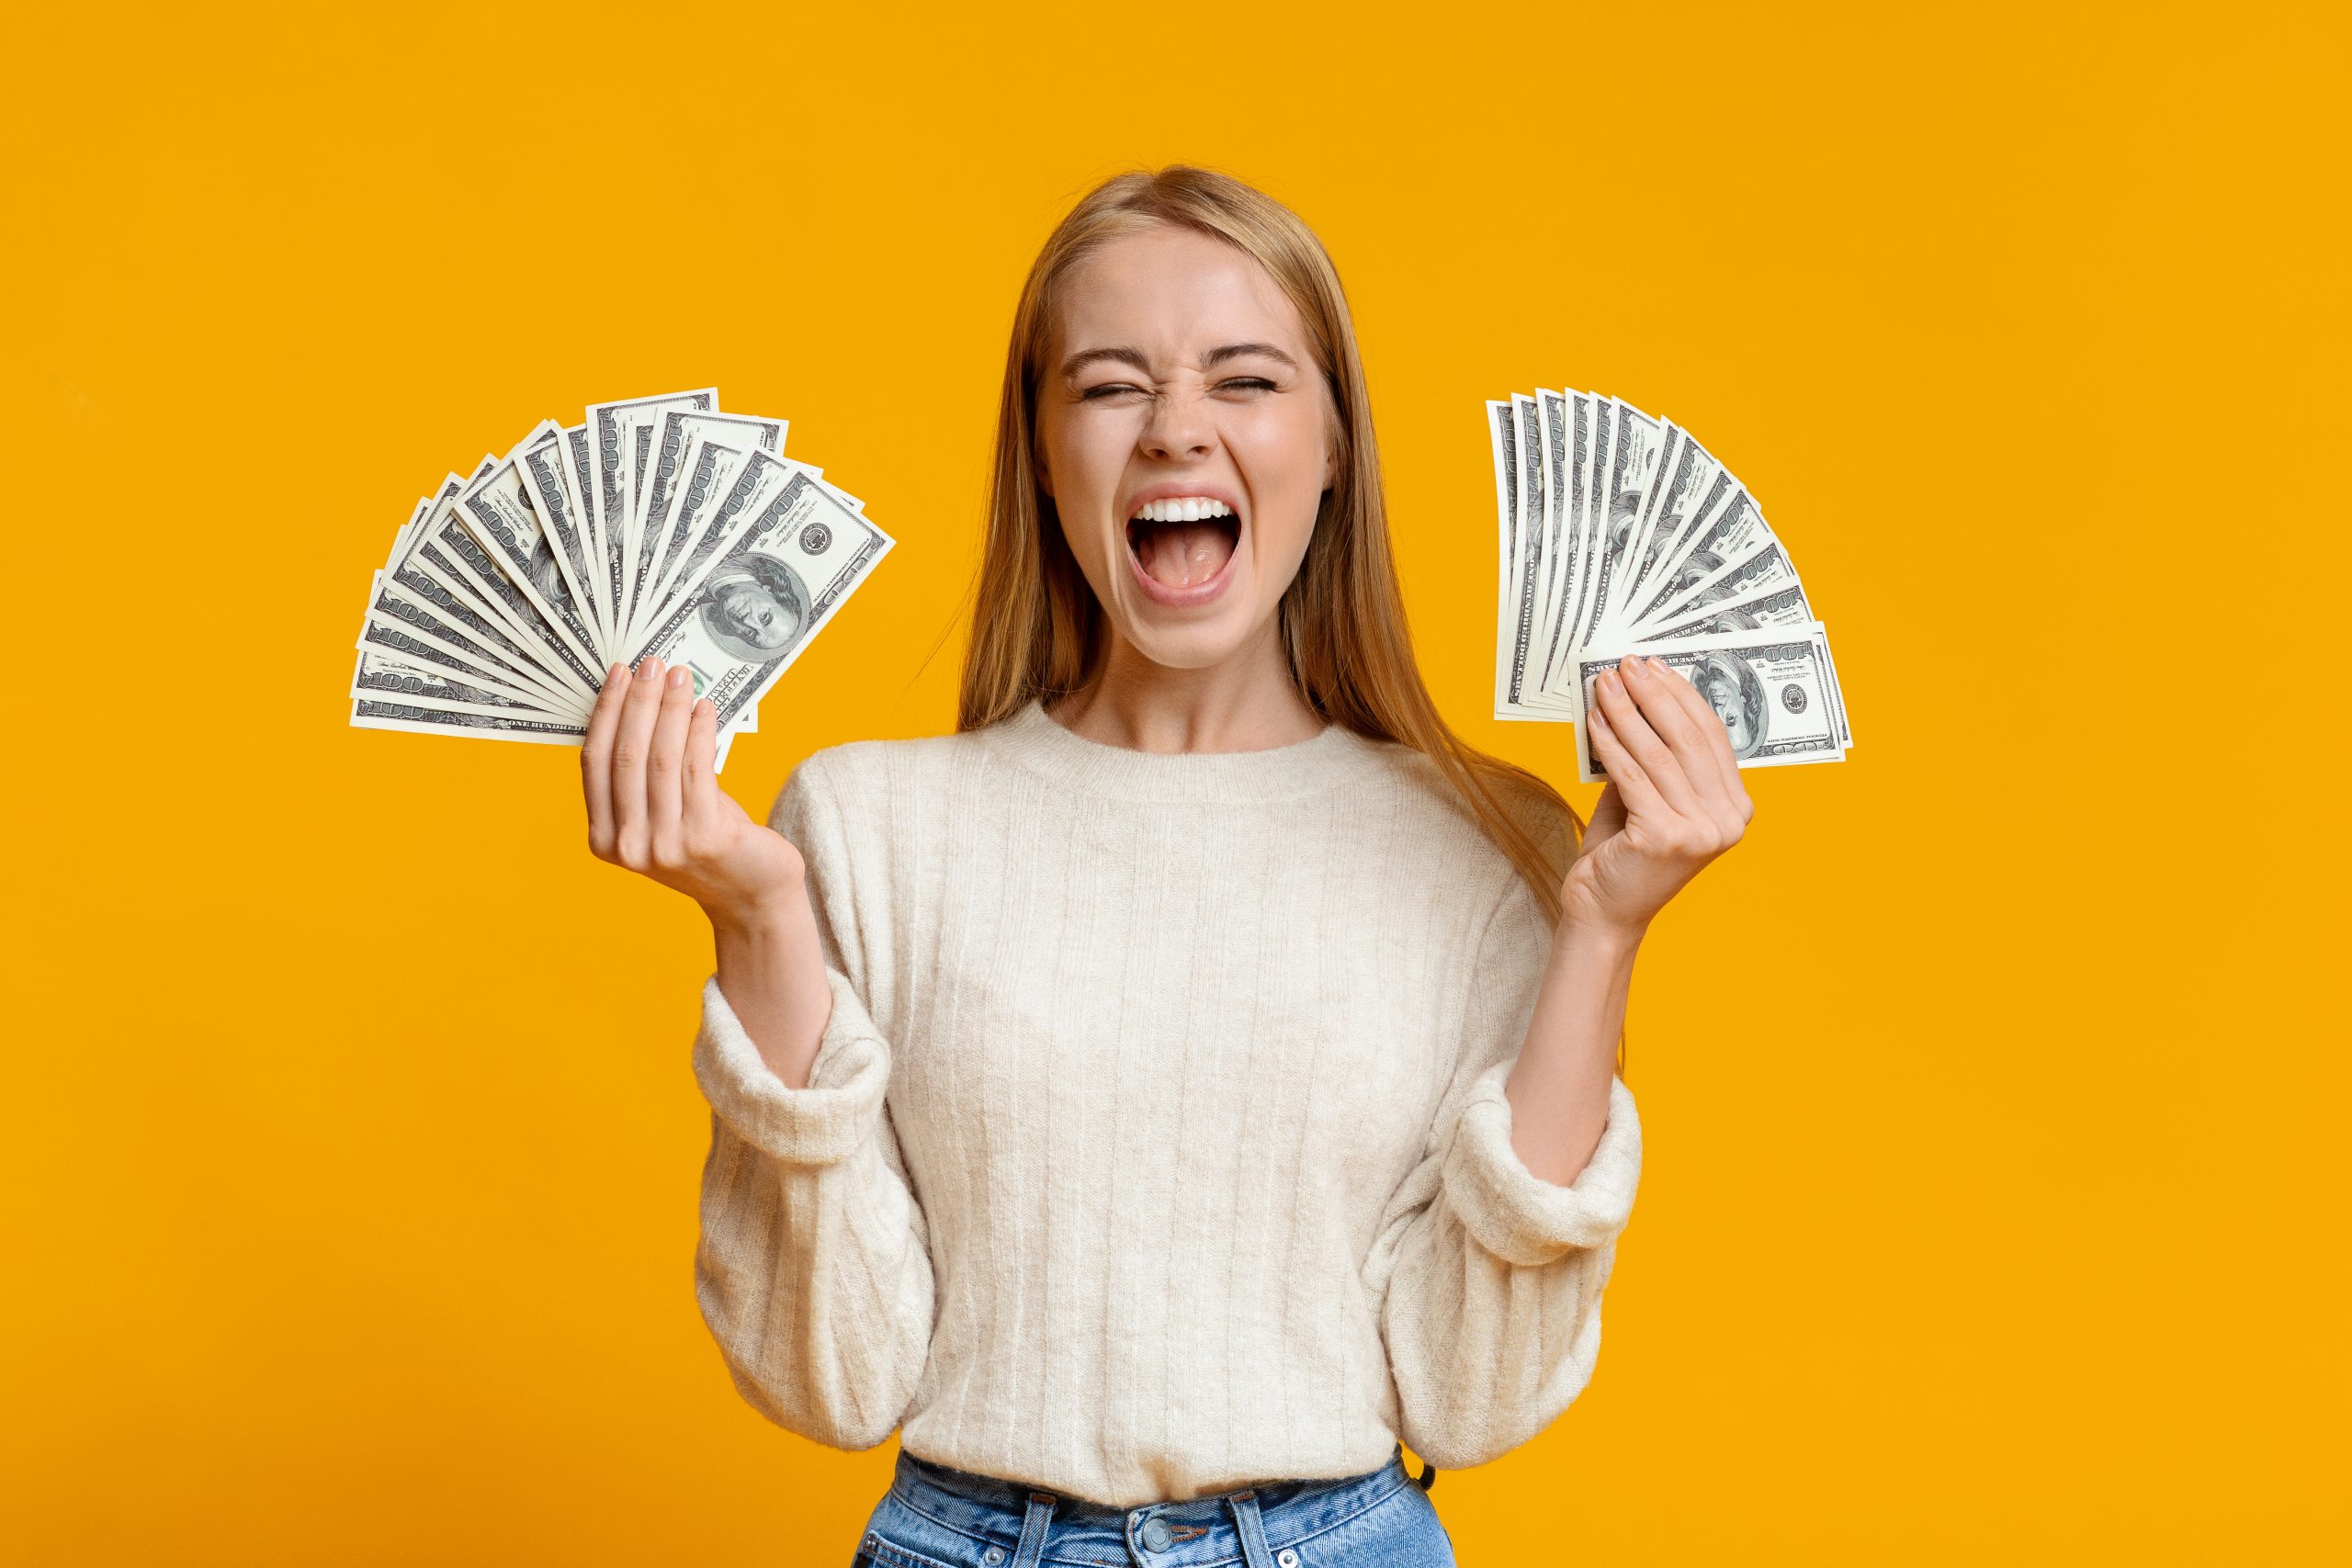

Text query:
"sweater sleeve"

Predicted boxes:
[[1366, 863, 1645, 1471], [688, 752, 935, 1451]]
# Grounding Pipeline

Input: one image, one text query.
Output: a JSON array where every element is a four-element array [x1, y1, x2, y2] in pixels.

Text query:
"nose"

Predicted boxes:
[[1139, 382, 1216, 462]]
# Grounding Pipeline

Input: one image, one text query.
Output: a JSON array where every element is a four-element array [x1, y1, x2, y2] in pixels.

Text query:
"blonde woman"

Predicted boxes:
[[582, 166, 1751, 1567]]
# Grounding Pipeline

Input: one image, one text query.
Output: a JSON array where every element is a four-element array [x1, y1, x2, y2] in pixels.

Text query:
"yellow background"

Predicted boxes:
[[5, 2, 2342, 1562]]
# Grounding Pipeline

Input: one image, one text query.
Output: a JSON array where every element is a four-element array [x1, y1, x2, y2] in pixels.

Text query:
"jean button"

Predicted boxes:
[[1277, 1551, 1300, 1568], [983, 1552, 1004, 1566], [1140, 1517, 1174, 1551]]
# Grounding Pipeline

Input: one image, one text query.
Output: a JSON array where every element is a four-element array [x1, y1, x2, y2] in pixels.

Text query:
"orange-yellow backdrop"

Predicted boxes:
[[5, 2, 2343, 1563]]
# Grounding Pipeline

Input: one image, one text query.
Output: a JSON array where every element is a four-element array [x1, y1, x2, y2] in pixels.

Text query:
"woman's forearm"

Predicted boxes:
[[708, 879, 835, 1090], [1501, 918, 1644, 1186]]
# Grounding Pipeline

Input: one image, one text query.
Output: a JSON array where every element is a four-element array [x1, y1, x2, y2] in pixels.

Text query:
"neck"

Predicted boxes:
[[1045, 618, 1324, 754]]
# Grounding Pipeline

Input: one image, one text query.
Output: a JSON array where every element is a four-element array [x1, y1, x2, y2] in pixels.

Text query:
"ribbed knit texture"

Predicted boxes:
[[689, 698, 1643, 1507]]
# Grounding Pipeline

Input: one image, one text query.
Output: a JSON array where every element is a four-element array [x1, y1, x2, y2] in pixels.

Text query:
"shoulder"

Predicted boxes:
[[1336, 742, 1571, 926], [767, 725, 999, 830], [1366, 739, 1577, 894]]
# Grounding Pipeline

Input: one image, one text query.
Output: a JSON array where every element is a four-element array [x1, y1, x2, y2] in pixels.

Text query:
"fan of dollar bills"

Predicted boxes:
[[1490, 390, 1851, 783], [349, 388, 893, 773]]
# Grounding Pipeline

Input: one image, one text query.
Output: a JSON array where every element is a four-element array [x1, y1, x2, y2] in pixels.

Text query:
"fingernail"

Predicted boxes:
[[667, 665, 687, 689], [637, 656, 658, 681], [605, 660, 626, 685]]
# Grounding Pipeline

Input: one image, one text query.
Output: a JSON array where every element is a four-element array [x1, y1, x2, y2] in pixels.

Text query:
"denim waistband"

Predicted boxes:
[[885, 1444, 1419, 1568]]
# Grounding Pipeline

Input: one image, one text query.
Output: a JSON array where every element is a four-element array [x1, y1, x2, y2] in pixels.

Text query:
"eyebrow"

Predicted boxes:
[[1059, 341, 1301, 378]]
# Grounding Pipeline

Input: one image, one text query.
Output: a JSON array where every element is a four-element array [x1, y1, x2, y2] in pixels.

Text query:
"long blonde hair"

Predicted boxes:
[[956, 164, 1588, 941]]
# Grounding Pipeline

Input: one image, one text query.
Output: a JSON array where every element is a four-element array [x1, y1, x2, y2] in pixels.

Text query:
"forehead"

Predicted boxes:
[[1050, 222, 1308, 362]]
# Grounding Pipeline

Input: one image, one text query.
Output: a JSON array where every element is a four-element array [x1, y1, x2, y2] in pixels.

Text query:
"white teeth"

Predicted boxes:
[[1131, 497, 1234, 523]]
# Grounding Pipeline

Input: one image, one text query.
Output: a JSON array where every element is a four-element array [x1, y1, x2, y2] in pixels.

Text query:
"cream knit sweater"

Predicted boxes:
[[688, 698, 1643, 1507]]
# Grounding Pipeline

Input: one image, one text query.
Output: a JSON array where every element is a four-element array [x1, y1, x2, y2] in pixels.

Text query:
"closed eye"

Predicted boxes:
[[1079, 377, 1280, 400]]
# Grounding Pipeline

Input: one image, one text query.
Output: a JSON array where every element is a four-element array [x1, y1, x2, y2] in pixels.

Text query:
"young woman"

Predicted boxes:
[[581, 165, 1751, 1568]]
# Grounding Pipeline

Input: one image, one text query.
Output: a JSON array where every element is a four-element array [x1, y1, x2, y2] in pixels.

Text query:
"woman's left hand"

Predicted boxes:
[[1564, 652, 1756, 938]]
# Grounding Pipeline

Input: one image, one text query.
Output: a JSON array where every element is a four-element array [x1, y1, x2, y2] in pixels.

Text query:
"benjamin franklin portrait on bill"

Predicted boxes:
[[696, 548, 811, 663], [1687, 651, 1768, 760]]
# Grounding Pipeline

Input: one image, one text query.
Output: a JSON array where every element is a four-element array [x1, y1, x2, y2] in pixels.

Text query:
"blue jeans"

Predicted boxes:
[[854, 1445, 1455, 1567]]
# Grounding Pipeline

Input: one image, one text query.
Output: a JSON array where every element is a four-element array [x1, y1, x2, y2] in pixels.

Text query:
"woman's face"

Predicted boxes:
[[1035, 222, 1335, 673]]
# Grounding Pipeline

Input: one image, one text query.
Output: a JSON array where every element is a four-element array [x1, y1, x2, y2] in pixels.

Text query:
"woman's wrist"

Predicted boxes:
[[705, 874, 832, 1090], [1553, 904, 1649, 965], [700, 865, 808, 941]]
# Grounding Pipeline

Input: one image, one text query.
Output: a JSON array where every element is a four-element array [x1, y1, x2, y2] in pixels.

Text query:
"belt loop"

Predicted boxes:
[[1224, 1488, 1280, 1568], [1010, 1490, 1057, 1568]]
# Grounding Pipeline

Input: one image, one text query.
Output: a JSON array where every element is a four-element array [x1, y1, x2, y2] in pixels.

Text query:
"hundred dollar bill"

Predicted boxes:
[[1635, 579, 1815, 644], [355, 611, 579, 716], [1623, 458, 1737, 625], [415, 501, 605, 700], [1606, 422, 1722, 641], [636, 411, 786, 627], [350, 697, 586, 746], [454, 440, 605, 677], [1578, 399, 1664, 649], [1517, 392, 1577, 717], [1487, 399, 1521, 717], [388, 475, 466, 580], [629, 434, 763, 658], [352, 547, 525, 704], [1564, 395, 1616, 665], [389, 461, 491, 584], [632, 405, 777, 547], [624, 445, 819, 660], [1523, 389, 1581, 716], [1638, 537, 1804, 634], [1537, 390, 1600, 705], [363, 550, 589, 712], [633, 468, 893, 730], [560, 423, 600, 639], [517, 428, 607, 654], [350, 644, 585, 721], [1626, 482, 1777, 627], [1500, 393, 1549, 714], [1575, 624, 1846, 784], [587, 388, 717, 642]]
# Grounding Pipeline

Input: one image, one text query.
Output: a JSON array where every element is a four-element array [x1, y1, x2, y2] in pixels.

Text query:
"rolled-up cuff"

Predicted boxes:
[[1440, 1061, 1642, 1266], [691, 966, 891, 1166]]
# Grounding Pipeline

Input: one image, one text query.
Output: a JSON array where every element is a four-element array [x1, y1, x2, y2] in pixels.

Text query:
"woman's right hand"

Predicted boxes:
[[582, 655, 805, 925]]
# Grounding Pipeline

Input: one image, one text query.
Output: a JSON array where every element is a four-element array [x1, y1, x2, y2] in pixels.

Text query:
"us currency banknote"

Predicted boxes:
[[1492, 389, 1852, 771], [350, 389, 885, 772], [1573, 625, 1849, 784], [586, 388, 717, 643], [636, 410, 786, 613], [632, 468, 892, 731]]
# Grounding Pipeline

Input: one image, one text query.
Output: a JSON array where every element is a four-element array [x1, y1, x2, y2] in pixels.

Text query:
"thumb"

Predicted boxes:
[[681, 697, 723, 837], [1584, 781, 1628, 847]]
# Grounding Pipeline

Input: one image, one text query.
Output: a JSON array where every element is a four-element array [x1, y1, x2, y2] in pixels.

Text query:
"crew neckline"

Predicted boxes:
[[980, 696, 1396, 804]]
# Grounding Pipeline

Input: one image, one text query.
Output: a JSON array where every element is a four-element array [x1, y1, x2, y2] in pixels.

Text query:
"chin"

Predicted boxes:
[[1114, 604, 1261, 671]]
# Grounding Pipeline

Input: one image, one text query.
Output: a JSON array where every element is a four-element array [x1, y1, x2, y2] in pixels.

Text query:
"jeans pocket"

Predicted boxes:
[[854, 1532, 967, 1568], [853, 1488, 988, 1568]]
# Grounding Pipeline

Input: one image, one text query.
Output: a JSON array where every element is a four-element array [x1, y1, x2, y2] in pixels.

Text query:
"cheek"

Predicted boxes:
[[1041, 410, 1134, 505], [1227, 403, 1330, 544]]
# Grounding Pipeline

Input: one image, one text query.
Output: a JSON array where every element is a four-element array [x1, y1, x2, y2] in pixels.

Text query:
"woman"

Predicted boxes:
[[581, 166, 1751, 1567]]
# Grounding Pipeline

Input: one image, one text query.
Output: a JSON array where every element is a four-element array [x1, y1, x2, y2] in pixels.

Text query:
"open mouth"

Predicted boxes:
[[1125, 496, 1241, 592]]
